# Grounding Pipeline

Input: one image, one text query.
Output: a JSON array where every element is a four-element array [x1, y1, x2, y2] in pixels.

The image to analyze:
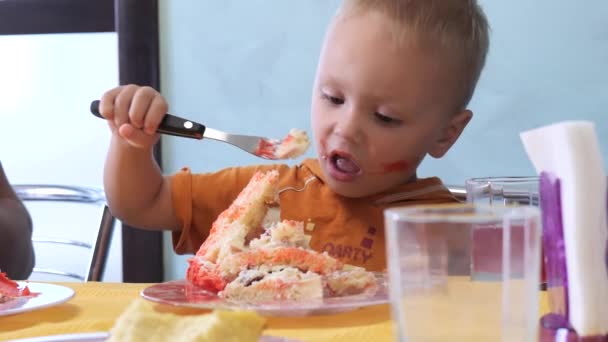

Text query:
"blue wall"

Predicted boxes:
[[158, 0, 608, 280]]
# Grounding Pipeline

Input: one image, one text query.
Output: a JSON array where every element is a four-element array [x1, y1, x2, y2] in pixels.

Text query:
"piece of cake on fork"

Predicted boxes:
[[186, 170, 378, 302]]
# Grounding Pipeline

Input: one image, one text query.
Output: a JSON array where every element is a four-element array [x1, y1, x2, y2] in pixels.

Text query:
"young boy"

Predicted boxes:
[[97, 0, 490, 272]]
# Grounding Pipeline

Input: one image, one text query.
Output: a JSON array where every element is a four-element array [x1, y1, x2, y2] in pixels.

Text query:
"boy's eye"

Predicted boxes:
[[321, 93, 344, 105], [374, 112, 401, 125]]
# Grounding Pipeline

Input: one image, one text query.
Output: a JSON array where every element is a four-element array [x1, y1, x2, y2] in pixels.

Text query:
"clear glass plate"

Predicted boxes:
[[141, 273, 388, 316]]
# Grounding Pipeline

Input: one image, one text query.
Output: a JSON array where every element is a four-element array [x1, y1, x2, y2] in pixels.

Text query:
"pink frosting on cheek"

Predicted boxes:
[[380, 160, 410, 174]]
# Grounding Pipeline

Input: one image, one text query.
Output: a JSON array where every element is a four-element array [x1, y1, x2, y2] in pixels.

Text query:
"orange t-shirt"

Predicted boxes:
[[170, 159, 459, 272]]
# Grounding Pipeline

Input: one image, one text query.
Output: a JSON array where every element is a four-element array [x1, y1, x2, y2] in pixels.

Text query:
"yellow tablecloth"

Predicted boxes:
[[0, 282, 550, 342], [0, 282, 394, 342]]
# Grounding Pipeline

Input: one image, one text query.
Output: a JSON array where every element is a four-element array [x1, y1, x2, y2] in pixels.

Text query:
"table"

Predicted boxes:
[[0, 282, 396, 342], [0, 282, 550, 341]]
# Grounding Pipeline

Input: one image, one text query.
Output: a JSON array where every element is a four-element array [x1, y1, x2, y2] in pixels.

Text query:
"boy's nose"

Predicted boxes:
[[333, 108, 364, 144]]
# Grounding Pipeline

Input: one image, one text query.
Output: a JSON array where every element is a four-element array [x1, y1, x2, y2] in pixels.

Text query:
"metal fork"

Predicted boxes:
[[90, 100, 282, 160]]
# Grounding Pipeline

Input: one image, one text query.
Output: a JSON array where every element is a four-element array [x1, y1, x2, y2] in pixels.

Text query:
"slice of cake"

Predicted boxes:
[[187, 171, 280, 293], [195, 171, 279, 264], [186, 170, 378, 302], [273, 129, 311, 159], [108, 299, 266, 342], [325, 265, 379, 297], [0, 272, 31, 304], [255, 129, 311, 160], [221, 266, 324, 302]]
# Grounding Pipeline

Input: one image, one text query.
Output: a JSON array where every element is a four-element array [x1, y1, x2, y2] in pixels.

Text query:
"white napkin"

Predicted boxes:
[[520, 121, 608, 336]]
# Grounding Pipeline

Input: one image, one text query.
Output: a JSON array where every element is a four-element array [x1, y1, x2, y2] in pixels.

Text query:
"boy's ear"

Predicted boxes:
[[428, 109, 473, 158]]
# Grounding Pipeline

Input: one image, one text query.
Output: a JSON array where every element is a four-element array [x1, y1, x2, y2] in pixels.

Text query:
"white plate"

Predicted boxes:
[[0, 282, 74, 317], [141, 273, 388, 316], [6, 332, 108, 342], [7, 332, 297, 342]]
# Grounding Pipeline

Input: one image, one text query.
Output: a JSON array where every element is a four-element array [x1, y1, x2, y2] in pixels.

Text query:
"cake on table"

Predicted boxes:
[[108, 299, 266, 342], [0, 272, 31, 304], [186, 170, 378, 302]]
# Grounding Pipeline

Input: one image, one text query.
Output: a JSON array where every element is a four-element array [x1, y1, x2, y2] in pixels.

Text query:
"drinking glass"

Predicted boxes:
[[385, 204, 542, 341], [465, 176, 544, 283]]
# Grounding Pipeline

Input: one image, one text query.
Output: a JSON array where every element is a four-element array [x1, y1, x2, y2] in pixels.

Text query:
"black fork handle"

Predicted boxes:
[[89, 100, 206, 139]]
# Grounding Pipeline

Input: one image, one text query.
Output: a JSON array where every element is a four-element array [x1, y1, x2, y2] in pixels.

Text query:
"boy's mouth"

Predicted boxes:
[[326, 150, 362, 182]]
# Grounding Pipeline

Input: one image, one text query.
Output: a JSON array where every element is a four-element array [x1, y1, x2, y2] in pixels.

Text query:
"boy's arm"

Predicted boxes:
[[0, 163, 35, 279], [99, 85, 180, 231], [104, 136, 179, 231]]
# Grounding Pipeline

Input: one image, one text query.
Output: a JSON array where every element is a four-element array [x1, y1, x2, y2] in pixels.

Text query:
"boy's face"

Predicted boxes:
[[311, 10, 472, 198]]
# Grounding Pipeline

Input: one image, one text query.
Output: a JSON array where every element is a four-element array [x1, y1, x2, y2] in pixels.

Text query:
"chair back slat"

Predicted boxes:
[[15, 184, 114, 282]]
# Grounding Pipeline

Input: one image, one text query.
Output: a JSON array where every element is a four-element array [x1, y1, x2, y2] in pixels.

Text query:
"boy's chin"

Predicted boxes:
[[325, 179, 380, 198], [324, 172, 419, 198]]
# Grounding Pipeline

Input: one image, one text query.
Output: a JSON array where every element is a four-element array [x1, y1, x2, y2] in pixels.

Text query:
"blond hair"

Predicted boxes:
[[338, 0, 490, 111]]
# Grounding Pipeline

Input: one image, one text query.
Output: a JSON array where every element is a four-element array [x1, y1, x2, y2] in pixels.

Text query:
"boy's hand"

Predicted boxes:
[[99, 84, 168, 149]]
